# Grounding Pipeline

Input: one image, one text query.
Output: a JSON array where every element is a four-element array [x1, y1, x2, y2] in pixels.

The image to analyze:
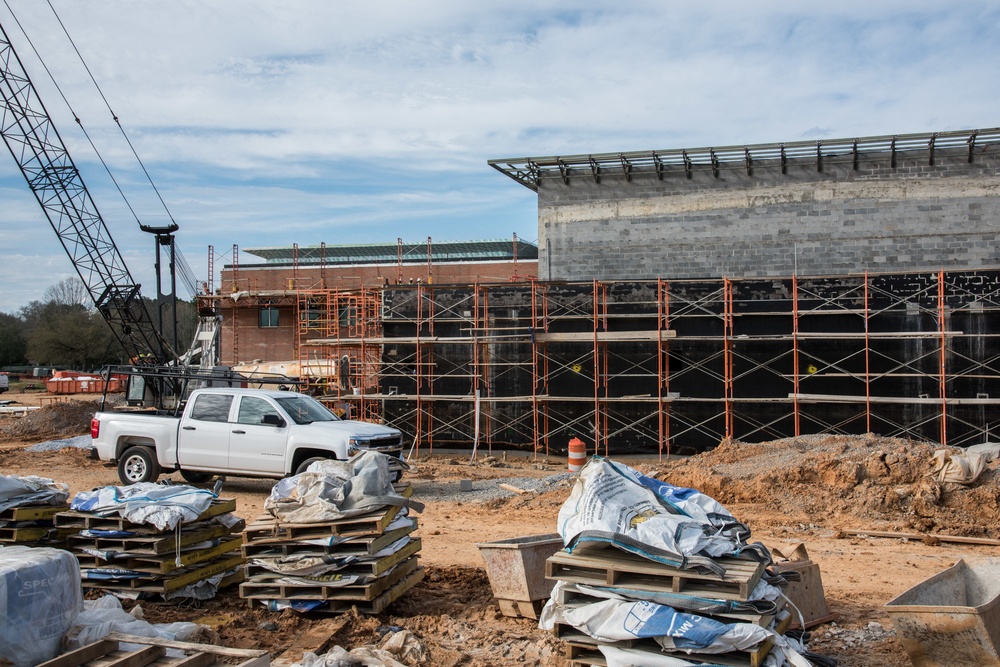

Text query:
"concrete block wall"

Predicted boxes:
[[537, 146, 1000, 281]]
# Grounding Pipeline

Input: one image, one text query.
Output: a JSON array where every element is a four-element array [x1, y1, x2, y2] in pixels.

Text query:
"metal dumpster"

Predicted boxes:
[[885, 558, 1000, 667], [477, 533, 563, 619]]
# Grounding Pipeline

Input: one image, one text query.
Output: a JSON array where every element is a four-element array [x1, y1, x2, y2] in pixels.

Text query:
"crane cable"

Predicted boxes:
[[44, 0, 180, 229], [1, 0, 145, 229]]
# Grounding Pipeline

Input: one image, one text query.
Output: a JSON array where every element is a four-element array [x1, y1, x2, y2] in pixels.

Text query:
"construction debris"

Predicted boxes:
[[56, 483, 244, 600], [539, 457, 827, 666], [0, 474, 72, 546], [240, 452, 424, 614]]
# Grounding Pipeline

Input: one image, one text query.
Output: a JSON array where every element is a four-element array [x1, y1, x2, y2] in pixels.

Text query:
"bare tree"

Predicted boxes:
[[43, 277, 90, 308]]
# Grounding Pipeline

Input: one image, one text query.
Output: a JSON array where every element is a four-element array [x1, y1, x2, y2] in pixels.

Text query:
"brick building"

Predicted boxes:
[[217, 239, 537, 364]]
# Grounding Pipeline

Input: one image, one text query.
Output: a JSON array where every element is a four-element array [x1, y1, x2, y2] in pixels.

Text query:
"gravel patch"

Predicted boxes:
[[411, 472, 577, 503], [27, 435, 93, 452]]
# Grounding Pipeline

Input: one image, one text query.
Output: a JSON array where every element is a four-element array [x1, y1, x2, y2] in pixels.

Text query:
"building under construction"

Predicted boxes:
[[202, 127, 1000, 456]]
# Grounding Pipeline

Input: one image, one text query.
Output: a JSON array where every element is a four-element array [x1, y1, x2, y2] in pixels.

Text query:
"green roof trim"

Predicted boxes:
[[242, 239, 538, 266]]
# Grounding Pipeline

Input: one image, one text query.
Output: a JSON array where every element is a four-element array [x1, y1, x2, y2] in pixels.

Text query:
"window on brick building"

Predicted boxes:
[[259, 307, 279, 328]]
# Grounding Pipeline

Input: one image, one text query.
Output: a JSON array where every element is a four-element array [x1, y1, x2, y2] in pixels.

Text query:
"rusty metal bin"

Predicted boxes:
[[885, 558, 1000, 666], [477, 533, 563, 619]]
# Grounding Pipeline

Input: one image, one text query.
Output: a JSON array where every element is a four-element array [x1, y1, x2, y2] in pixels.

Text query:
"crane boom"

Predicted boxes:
[[0, 20, 175, 364]]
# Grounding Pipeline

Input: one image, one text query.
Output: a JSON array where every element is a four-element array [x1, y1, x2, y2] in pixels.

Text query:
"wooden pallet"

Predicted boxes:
[[0, 503, 69, 522], [35, 632, 268, 667], [240, 554, 419, 601], [55, 498, 237, 530], [242, 521, 416, 558], [249, 565, 425, 615], [547, 545, 765, 601], [75, 535, 244, 574], [244, 504, 403, 542], [246, 537, 422, 579], [81, 553, 245, 593], [68, 522, 235, 555]]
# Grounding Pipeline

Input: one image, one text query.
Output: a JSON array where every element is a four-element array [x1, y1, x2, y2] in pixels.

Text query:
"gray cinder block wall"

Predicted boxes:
[[535, 145, 1000, 281]]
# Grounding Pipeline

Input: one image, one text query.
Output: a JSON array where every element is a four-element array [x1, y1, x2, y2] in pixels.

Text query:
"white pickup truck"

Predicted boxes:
[[90, 387, 405, 485]]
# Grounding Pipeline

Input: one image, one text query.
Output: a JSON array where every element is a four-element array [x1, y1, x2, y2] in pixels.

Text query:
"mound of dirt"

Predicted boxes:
[[652, 434, 1000, 537], [0, 400, 102, 440]]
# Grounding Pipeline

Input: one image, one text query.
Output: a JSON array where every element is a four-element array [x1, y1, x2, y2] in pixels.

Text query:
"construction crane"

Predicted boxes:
[[0, 19, 206, 369], [0, 17, 239, 410]]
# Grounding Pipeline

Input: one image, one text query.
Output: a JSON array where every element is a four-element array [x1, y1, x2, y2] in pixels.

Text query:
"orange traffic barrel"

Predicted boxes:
[[568, 437, 587, 472]]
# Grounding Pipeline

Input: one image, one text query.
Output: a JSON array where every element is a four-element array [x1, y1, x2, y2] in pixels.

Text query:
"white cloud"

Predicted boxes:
[[0, 1, 997, 313]]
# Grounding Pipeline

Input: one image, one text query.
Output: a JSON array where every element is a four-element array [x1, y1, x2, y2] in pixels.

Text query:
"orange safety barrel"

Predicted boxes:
[[568, 437, 587, 472]]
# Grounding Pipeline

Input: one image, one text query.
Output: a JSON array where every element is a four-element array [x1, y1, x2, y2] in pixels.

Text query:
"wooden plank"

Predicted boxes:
[[241, 521, 416, 558], [246, 538, 422, 579], [240, 555, 419, 601], [535, 330, 675, 343], [0, 524, 73, 543], [0, 504, 69, 521], [170, 653, 217, 667], [546, 547, 765, 601], [243, 505, 403, 542], [55, 499, 237, 530], [102, 633, 269, 664], [271, 618, 349, 667], [840, 529, 1000, 546], [34, 639, 119, 667], [101, 645, 165, 667]]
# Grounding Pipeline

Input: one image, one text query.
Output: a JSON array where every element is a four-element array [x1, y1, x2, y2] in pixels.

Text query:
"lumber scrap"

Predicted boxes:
[[839, 529, 1000, 546]]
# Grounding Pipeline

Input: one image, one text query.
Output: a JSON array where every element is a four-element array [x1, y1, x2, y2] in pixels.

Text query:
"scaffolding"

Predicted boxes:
[[213, 269, 1000, 457]]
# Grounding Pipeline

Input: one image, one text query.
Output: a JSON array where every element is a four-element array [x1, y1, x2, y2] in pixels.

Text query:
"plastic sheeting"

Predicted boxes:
[[0, 474, 70, 513], [265, 451, 421, 524], [557, 457, 767, 571], [71, 483, 216, 531], [65, 594, 212, 650], [0, 546, 82, 667]]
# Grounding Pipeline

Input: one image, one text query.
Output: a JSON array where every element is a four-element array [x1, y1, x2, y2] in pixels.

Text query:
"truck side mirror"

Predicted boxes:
[[261, 414, 285, 427]]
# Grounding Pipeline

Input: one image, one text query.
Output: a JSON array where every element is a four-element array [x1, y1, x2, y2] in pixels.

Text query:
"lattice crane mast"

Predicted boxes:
[[0, 20, 176, 365]]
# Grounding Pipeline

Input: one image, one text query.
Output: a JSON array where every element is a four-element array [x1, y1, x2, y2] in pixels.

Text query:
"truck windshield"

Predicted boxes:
[[275, 395, 339, 425]]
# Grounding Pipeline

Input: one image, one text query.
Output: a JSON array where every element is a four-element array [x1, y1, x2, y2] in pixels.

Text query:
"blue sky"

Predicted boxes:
[[1, 1, 998, 313]]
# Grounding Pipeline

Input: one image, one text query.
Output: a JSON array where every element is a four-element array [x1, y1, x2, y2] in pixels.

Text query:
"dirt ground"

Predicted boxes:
[[3, 392, 1000, 666]]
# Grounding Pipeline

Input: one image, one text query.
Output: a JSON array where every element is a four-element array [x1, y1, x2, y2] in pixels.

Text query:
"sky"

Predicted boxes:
[[0, 1, 998, 314]]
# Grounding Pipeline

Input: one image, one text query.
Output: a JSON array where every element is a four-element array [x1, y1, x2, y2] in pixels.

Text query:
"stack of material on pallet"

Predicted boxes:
[[56, 482, 244, 600], [240, 451, 424, 614], [0, 474, 73, 547], [540, 457, 825, 667]]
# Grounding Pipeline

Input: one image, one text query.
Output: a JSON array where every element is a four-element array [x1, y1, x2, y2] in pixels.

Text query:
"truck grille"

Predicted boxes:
[[368, 435, 402, 449]]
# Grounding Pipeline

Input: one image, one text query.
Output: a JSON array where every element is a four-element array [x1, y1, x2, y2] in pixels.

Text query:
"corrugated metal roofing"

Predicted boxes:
[[488, 127, 1000, 192]]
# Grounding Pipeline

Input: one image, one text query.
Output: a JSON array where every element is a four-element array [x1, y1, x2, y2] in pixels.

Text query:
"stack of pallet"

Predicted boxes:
[[0, 474, 73, 548], [0, 501, 73, 547], [55, 497, 245, 599], [239, 482, 423, 614], [545, 542, 793, 667]]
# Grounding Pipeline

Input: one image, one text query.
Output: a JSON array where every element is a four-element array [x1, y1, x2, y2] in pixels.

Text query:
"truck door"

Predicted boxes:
[[230, 395, 288, 474], [177, 393, 234, 471]]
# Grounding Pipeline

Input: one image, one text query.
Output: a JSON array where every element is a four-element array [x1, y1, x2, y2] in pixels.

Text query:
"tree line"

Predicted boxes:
[[0, 278, 198, 370]]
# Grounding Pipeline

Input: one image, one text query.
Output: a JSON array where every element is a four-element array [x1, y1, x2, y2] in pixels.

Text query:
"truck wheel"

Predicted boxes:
[[118, 446, 160, 484], [295, 456, 329, 475], [180, 470, 214, 484]]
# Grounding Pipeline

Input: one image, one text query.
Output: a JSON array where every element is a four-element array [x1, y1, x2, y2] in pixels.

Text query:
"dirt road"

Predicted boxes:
[[3, 400, 999, 666]]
